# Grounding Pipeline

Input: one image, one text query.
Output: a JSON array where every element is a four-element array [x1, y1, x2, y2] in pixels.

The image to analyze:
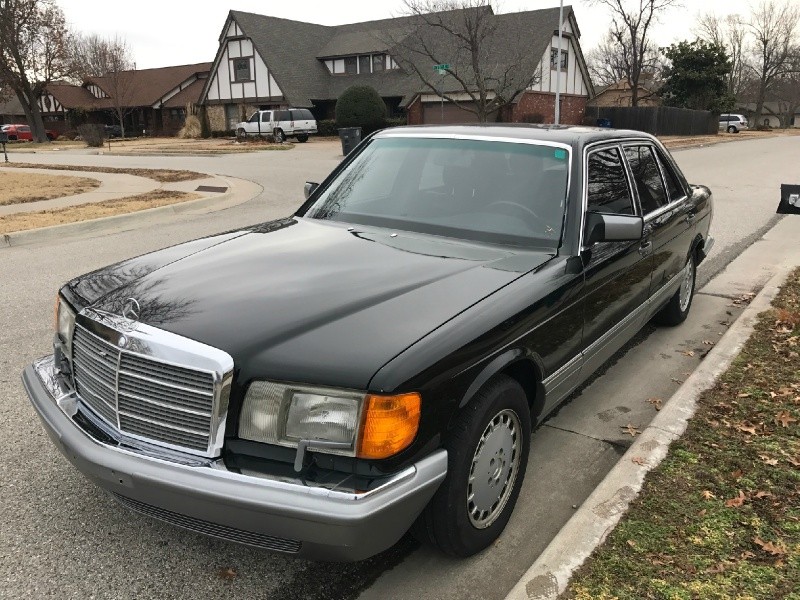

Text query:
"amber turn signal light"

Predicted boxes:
[[357, 392, 421, 459]]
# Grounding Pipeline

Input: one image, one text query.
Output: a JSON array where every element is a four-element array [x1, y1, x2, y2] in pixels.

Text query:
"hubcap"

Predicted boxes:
[[467, 409, 522, 529], [679, 258, 695, 312]]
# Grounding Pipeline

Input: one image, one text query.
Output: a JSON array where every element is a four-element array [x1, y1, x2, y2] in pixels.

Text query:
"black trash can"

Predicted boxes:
[[338, 127, 362, 156], [596, 118, 612, 128]]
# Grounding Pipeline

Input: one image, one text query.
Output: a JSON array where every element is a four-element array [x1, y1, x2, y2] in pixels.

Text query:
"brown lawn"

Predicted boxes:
[[0, 171, 99, 206]]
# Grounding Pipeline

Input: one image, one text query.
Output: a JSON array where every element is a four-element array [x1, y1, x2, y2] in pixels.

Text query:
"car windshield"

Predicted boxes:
[[303, 136, 570, 247]]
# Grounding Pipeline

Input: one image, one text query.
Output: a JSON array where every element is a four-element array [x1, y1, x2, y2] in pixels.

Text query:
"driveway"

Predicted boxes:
[[0, 135, 797, 599]]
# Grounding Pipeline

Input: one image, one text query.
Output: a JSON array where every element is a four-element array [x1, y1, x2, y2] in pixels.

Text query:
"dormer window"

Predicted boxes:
[[324, 54, 398, 75]]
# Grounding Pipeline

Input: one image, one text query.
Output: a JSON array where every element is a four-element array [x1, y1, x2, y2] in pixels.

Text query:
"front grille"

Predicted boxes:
[[72, 324, 215, 453], [111, 493, 302, 553]]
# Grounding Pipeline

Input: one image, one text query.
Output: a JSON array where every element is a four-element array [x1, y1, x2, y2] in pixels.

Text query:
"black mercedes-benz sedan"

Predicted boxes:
[[23, 125, 713, 561]]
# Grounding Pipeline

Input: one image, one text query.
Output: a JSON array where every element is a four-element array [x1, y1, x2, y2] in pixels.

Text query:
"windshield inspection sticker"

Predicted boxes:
[[554, 149, 567, 160]]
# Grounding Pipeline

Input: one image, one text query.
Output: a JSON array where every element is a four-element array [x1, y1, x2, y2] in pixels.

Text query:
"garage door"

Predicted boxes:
[[422, 101, 497, 124]]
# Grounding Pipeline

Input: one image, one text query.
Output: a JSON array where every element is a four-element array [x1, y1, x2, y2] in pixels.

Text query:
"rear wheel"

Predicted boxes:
[[412, 374, 531, 556], [727, 125, 737, 133], [296, 134, 309, 143], [655, 252, 696, 326]]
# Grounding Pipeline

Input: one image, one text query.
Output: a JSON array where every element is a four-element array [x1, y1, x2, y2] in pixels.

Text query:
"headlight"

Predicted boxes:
[[239, 381, 420, 459], [55, 294, 76, 358]]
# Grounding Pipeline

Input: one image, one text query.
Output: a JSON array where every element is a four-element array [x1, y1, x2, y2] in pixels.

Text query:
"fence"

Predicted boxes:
[[584, 106, 718, 136]]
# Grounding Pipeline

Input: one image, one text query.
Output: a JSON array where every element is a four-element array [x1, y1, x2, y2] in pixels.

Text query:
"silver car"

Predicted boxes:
[[719, 113, 749, 133], [236, 108, 317, 142]]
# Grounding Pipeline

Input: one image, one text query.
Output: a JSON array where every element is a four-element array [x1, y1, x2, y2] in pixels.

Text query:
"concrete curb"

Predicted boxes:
[[0, 175, 262, 249], [504, 260, 797, 600]]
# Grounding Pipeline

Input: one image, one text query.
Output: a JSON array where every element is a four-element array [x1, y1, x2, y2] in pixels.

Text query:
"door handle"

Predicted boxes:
[[638, 241, 653, 256], [685, 212, 696, 224]]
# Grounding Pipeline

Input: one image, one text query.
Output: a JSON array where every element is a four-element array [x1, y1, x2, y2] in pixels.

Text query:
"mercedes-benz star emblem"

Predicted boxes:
[[122, 298, 140, 321]]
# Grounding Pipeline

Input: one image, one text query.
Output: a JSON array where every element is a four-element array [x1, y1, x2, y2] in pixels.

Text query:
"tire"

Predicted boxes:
[[274, 128, 286, 143], [655, 251, 696, 326], [727, 125, 737, 133], [412, 374, 531, 557], [296, 134, 309, 143], [46, 133, 54, 141], [236, 128, 247, 140]]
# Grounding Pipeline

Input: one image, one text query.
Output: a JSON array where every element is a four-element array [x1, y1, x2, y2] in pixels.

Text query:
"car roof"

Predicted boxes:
[[374, 123, 658, 147]]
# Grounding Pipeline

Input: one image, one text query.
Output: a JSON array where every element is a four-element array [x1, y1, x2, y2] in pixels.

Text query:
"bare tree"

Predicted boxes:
[[746, 1, 799, 128], [72, 33, 136, 137], [586, 30, 662, 95], [696, 13, 750, 98], [588, 0, 681, 106], [387, 0, 543, 122], [0, 0, 75, 142], [763, 46, 800, 127]]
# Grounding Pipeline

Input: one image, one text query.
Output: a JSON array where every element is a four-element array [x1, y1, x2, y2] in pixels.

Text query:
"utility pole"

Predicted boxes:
[[554, 0, 564, 125]]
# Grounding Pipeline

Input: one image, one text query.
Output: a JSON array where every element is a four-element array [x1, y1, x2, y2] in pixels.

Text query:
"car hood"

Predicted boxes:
[[66, 218, 554, 389]]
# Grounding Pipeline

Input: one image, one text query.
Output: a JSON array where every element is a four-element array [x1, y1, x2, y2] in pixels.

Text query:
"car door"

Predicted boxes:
[[243, 111, 260, 135], [622, 143, 694, 311], [580, 144, 653, 376], [276, 109, 293, 135]]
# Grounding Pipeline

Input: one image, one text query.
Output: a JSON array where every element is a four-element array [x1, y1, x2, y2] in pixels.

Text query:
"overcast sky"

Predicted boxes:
[[57, 0, 760, 69]]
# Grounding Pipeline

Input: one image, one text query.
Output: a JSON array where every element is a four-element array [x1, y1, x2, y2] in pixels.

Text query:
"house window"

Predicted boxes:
[[359, 55, 371, 74], [233, 58, 251, 82], [550, 48, 568, 71], [344, 56, 357, 74], [373, 54, 385, 72]]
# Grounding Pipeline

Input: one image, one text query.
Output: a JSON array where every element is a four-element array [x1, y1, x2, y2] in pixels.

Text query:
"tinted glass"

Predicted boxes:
[[248, 112, 259, 123], [654, 150, 685, 202], [359, 55, 371, 74], [276, 110, 291, 121], [623, 145, 668, 214], [291, 109, 313, 121], [304, 137, 570, 247], [344, 57, 357, 74], [587, 147, 634, 215]]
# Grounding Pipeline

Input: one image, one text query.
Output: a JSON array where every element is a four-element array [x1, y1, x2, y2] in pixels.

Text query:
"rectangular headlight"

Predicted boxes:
[[239, 382, 421, 459]]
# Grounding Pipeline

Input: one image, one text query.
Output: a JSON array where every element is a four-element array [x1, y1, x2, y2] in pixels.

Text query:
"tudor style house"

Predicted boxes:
[[37, 63, 211, 135], [201, 5, 593, 131]]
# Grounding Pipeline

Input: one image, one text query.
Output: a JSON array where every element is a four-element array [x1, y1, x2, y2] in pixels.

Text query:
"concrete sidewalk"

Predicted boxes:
[[504, 214, 800, 600]]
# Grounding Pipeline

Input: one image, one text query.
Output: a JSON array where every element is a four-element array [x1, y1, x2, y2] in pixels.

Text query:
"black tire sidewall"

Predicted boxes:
[[435, 376, 531, 556]]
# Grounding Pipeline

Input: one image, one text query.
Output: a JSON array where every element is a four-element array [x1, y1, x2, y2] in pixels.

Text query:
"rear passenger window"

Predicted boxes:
[[623, 145, 668, 214], [276, 110, 291, 121], [654, 150, 686, 202], [587, 147, 634, 215]]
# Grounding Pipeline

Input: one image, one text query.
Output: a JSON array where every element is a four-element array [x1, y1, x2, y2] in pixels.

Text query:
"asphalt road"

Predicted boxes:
[[0, 135, 796, 600]]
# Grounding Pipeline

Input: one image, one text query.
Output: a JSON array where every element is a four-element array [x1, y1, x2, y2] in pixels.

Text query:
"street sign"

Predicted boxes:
[[433, 63, 450, 72]]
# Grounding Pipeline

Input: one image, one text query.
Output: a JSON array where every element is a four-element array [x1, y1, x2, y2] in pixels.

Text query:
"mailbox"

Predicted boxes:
[[777, 184, 800, 215]]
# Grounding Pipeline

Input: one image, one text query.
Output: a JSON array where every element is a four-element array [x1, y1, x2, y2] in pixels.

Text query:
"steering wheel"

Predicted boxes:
[[486, 200, 541, 221]]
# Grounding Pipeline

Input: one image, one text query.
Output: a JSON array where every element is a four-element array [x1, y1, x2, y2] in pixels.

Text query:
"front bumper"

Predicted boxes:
[[22, 356, 447, 561]]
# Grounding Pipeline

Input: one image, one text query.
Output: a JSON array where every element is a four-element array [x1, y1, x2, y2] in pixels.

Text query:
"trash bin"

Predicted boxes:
[[596, 118, 612, 128], [338, 127, 362, 156]]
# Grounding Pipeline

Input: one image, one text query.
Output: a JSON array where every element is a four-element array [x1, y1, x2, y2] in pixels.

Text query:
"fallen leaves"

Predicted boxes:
[[735, 422, 758, 435], [753, 537, 787, 556], [621, 423, 641, 437], [724, 490, 746, 508], [647, 397, 663, 411], [631, 456, 648, 466], [218, 567, 238, 580], [701, 490, 716, 500], [758, 454, 779, 466], [774, 410, 797, 428]]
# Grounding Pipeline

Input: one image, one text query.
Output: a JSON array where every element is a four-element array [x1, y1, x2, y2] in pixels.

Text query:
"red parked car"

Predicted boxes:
[[1, 123, 58, 141]]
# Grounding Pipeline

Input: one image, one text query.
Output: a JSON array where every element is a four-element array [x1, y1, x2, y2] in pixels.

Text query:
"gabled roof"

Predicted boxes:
[[45, 62, 211, 111], [216, 5, 579, 107], [0, 91, 26, 116]]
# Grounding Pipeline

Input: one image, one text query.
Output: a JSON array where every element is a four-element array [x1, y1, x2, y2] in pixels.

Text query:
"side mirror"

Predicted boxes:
[[584, 212, 643, 246], [777, 184, 800, 215], [304, 181, 319, 200]]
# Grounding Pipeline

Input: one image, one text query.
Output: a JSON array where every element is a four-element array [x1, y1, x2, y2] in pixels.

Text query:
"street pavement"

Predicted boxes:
[[0, 135, 797, 599]]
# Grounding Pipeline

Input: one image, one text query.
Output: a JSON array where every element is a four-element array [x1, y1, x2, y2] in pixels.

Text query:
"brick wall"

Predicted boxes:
[[407, 97, 422, 125], [207, 105, 226, 132], [508, 91, 587, 125]]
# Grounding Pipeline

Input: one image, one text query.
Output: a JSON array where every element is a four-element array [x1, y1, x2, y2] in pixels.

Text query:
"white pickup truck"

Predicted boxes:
[[236, 108, 317, 142]]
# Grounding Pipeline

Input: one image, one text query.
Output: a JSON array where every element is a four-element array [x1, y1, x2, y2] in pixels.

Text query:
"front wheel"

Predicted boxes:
[[236, 128, 247, 140], [412, 374, 531, 556], [273, 128, 285, 143], [655, 252, 696, 326]]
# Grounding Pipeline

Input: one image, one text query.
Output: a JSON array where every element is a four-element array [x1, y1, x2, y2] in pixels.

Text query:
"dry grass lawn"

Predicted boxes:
[[1, 163, 206, 183], [0, 171, 99, 206], [0, 190, 199, 235]]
